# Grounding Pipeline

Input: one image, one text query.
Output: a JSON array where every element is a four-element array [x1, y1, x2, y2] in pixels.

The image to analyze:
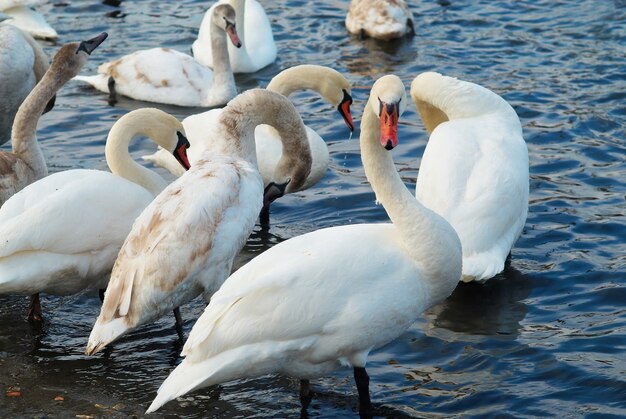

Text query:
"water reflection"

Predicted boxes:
[[429, 263, 534, 337]]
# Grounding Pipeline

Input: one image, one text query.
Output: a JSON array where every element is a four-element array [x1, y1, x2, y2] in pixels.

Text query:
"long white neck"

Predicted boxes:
[[360, 97, 461, 301], [207, 15, 236, 104], [267, 65, 331, 97], [105, 119, 169, 197], [411, 72, 519, 134]]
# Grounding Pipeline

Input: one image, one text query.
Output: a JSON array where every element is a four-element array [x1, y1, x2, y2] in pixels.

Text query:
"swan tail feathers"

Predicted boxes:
[[85, 316, 130, 356], [72, 74, 110, 93]]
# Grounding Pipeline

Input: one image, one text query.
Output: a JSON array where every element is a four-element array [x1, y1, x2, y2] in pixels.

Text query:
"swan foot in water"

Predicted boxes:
[[27, 293, 43, 322], [354, 367, 372, 414], [99, 288, 106, 303], [107, 76, 118, 106], [299, 379, 314, 411], [173, 307, 184, 338]]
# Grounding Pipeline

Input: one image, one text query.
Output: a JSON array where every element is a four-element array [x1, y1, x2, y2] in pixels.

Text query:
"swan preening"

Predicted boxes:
[[146, 75, 462, 414], [142, 64, 354, 207], [0, 0, 58, 40], [193, 0, 276, 73], [0, 108, 190, 321], [0, 32, 108, 208], [0, 23, 53, 145], [85, 89, 311, 356], [74, 4, 242, 107], [346, 0, 415, 40], [412, 72, 529, 282]]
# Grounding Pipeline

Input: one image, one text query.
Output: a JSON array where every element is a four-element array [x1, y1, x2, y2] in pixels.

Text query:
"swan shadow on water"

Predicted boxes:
[[427, 262, 535, 337]]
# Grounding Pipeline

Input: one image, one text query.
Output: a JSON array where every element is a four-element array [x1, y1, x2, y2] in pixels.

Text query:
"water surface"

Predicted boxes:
[[1, 0, 625, 417]]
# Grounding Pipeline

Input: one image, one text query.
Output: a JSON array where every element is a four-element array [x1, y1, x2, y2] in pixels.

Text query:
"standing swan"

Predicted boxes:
[[0, 22, 54, 145], [74, 5, 241, 107], [412, 72, 529, 282], [146, 75, 462, 415], [193, 0, 276, 73], [143, 65, 354, 205], [0, 108, 191, 321], [346, 0, 415, 40], [85, 89, 312, 355], [0, 32, 108, 207]]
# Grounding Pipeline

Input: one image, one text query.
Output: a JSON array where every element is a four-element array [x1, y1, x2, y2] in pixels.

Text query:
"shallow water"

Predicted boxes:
[[1, 0, 625, 417]]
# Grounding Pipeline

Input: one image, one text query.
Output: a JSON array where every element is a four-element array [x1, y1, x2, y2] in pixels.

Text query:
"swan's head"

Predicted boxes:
[[51, 32, 108, 81], [119, 108, 191, 171], [213, 4, 242, 48], [315, 67, 355, 131], [369, 75, 407, 151]]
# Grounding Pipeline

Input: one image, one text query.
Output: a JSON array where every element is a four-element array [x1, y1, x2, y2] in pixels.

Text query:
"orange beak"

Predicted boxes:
[[379, 100, 399, 150], [174, 132, 191, 170]]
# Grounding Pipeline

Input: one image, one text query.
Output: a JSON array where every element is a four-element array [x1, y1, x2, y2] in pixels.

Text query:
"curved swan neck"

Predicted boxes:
[[411, 72, 518, 134], [10, 64, 58, 174], [105, 114, 169, 196], [361, 94, 459, 297], [266, 65, 350, 106], [21, 30, 49, 81], [217, 89, 311, 187]]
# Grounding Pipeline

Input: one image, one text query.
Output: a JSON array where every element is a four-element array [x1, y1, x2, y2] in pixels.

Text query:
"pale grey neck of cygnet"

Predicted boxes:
[[209, 4, 239, 102], [216, 89, 312, 193]]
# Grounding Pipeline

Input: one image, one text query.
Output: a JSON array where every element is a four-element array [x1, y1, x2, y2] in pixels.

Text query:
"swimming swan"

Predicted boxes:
[[0, 108, 190, 321], [346, 0, 415, 40], [142, 65, 354, 207], [145, 75, 461, 414], [0, 0, 58, 40], [85, 89, 312, 355], [193, 0, 276, 73], [0, 23, 54, 145], [74, 5, 241, 107], [0, 32, 108, 208], [412, 72, 529, 282]]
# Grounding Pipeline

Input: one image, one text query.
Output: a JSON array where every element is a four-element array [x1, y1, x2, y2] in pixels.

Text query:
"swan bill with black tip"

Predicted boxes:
[[338, 89, 355, 131], [174, 131, 191, 170], [225, 22, 242, 48], [263, 179, 291, 208], [77, 32, 109, 55], [378, 98, 399, 150]]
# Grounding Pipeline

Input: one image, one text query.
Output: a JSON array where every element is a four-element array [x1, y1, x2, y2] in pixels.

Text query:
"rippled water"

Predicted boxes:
[[1, 0, 625, 417]]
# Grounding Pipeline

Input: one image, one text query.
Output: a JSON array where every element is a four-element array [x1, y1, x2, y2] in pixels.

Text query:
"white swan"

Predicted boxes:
[[0, 22, 53, 145], [346, 0, 415, 40], [143, 65, 354, 205], [0, 108, 190, 321], [412, 72, 529, 283], [85, 89, 312, 355], [0, 32, 108, 208], [193, 0, 276, 73], [74, 4, 241, 107], [0, 0, 57, 40], [145, 75, 462, 415]]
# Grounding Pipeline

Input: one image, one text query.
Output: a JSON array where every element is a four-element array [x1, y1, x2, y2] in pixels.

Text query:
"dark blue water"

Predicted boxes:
[[1, 0, 625, 417]]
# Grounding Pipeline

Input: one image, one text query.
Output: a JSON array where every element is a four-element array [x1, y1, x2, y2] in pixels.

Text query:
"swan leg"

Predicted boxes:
[[107, 76, 118, 106], [358, 29, 367, 41], [353, 367, 372, 413], [27, 293, 43, 322], [299, 379, 314, 411], [260, 205, 271, 228], [173, 307, 184, 337], [98, 288, 106, 303]]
